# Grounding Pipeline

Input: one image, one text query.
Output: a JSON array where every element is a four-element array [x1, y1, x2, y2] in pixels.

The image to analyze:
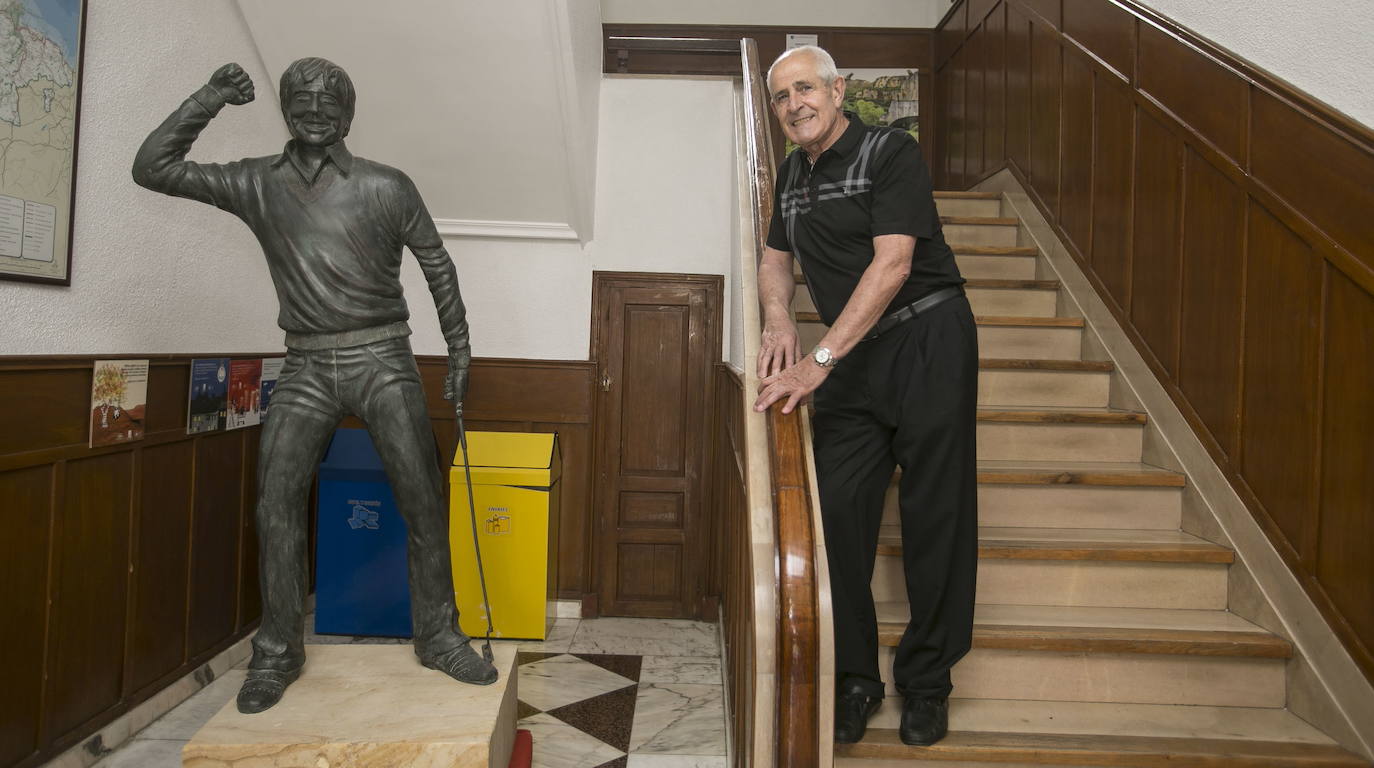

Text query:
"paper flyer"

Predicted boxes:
[[187, 358, 229, 434], [226, 358, 263, 429], [89, 360, 149, 448], [260, 357, 284, 422]]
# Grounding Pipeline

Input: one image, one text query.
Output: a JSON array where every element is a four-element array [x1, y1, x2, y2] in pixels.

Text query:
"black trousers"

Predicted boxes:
[[248, 337, 466, 673], [813, 294, 978, 699]]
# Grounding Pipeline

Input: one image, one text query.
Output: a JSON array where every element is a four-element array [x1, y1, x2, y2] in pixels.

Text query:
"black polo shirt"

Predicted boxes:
[[766, 113, 963, 326]]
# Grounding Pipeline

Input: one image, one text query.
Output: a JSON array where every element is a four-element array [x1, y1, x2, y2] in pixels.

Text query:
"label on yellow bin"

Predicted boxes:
[[449, 431, 559, 640]]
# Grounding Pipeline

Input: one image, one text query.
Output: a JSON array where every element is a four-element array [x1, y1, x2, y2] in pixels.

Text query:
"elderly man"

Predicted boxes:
[[133, 58, 496, 714], [753, 45, 977, 746]]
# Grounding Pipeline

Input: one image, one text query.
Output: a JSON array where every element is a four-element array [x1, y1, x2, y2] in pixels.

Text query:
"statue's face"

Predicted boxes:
[[286, 77, 345, 147]]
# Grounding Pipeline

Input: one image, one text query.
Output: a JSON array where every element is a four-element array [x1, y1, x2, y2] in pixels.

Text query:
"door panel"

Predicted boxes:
[[592, 273, 722, 618]]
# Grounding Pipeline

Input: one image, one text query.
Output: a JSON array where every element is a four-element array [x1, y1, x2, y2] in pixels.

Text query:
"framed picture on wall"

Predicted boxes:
[[0, 0, 87, 286]]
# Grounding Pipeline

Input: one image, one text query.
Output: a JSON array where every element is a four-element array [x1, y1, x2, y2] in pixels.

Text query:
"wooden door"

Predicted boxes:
[[591, 272, 722, 618]]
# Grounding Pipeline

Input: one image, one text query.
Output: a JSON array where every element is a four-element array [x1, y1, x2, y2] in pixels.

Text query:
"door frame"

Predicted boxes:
[[587, 271, 724, 619]]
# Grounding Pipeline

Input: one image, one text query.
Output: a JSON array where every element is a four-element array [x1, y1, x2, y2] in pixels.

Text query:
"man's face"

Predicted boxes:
[[286, 77, 345, 147], [768, 53, 846, 154]]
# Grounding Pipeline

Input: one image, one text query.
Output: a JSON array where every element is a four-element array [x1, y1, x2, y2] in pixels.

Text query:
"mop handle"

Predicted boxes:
[[457, 413, 496, 663]]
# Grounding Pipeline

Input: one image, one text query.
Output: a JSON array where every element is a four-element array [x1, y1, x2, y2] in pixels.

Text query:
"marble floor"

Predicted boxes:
[[83, 616, 728, 768]]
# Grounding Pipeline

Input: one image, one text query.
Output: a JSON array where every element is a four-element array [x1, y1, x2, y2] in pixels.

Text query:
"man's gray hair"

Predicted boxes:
[[767, 45, 842, 89]]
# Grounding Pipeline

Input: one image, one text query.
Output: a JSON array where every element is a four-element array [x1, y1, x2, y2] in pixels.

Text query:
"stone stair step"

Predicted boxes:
[[943, 216, 1020, 247], [975, 408, 1146, 463], [791, 279, 1060, 318], [881, 461, 1186, 529], [935, 191, 1003, 218], [796, 313, 1085, 360], [839, 721, 1368, 767], [872, 529, 1229, 609], [875, 604, 1287, 658]]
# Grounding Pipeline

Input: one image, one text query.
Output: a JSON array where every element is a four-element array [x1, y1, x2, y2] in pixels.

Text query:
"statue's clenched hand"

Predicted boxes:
[[208, 63, 255, 106]]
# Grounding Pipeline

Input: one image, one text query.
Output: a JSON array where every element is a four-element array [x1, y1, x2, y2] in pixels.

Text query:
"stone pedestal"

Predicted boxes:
[[183, 644, 517, 768]]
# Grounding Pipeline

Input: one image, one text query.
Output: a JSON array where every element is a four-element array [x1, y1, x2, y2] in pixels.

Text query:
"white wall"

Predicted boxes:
[[0, 0, 286, 355], [1135, 0, 1374, 130], [601, 0, 954, 28]]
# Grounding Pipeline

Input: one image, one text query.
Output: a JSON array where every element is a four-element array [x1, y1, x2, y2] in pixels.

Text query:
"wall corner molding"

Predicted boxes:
[[433, 218, 581, 241]]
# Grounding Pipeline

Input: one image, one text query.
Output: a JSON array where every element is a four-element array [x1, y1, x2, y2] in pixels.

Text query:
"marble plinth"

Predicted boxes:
[[183, 644, 517, 768]]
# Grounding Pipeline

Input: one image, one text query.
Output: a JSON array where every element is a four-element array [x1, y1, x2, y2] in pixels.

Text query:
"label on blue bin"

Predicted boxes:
[[348, 502, 381, 530]]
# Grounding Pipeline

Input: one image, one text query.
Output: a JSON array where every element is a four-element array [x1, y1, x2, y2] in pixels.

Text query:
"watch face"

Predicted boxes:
[[814, 347, 833, 366]]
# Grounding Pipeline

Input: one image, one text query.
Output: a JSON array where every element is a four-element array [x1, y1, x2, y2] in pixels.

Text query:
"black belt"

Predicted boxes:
[[863, 286, 964, 340]]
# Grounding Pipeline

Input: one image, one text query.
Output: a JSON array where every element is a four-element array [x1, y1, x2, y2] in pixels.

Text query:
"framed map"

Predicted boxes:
[[0, 0, 86, 285]]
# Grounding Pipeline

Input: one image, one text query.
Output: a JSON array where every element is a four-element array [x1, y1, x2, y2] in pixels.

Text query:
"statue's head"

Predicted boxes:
[[278, 57, 355, 147]]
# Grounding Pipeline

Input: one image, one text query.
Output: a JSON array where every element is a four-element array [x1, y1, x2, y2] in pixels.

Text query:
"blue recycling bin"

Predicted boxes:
[[314, 428, 412, 637]]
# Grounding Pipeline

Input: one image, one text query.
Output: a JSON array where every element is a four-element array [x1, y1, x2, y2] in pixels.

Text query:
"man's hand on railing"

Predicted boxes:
[[757, 318, 801, 379], [754, 354, 829, 414]]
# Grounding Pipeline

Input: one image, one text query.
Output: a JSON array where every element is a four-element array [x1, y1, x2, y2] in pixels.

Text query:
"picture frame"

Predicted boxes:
[[0, 0, 88, 286]]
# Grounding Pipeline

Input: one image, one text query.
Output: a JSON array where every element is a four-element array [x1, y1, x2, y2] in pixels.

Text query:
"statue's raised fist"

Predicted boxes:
[[209, 62, 255, 105]]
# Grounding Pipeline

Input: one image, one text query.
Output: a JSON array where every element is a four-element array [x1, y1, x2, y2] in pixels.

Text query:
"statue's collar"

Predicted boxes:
[[273, 140, 355, 181]]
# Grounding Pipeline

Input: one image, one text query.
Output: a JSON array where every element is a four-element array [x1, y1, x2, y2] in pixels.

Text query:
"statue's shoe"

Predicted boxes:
[[421, 643, 498, 685], [236, 667, 302, 714]]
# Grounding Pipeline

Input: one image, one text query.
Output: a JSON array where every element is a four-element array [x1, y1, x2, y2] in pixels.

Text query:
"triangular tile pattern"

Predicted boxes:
[[574, 653, 643, 682], [594, 757, 627, 768], [548, 684, 639, 752]]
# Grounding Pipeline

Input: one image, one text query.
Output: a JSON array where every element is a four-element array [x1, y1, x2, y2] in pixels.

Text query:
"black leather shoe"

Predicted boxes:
[[834, 690, 881, 744], [899, 695, 948, 746], [236, 667, 302, 714]]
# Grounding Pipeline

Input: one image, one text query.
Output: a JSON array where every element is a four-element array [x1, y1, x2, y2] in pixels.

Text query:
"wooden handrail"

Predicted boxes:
[[739, 38, 824, 767]]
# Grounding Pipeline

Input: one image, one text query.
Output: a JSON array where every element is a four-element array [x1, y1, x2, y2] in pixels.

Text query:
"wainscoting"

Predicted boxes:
[[0, 354, 594, 768], [931, 0, 1374, 680]]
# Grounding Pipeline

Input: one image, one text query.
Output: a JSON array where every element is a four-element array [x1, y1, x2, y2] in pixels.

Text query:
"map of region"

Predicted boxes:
[[0, 0, 80, 281]]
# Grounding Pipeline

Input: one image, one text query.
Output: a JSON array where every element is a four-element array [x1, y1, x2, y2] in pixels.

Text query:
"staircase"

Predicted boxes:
[[793, 191, 1370, 767]]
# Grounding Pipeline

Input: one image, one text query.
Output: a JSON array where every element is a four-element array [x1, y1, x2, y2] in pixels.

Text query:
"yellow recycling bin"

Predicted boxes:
[[449, 431, 561, 640]]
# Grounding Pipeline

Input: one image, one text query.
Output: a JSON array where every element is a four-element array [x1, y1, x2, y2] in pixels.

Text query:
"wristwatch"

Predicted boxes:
[[812, 345, 838, 368]]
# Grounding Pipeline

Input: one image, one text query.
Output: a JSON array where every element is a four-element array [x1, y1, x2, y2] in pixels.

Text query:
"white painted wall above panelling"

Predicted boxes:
[[1135, 0, 1374, 130], [601, 0, 954, 28], [235, 0, 602, 240]]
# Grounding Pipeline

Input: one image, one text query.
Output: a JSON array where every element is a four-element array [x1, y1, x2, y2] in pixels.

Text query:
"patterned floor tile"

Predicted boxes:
[[628, 683, 726, 755], [521, 712, 625, 768], [570, 619, 717, 657], [639, 656, 721, 685], [548, 684, 639, 752], [519, 654, 637, 712], [573, 653, 643, 682]]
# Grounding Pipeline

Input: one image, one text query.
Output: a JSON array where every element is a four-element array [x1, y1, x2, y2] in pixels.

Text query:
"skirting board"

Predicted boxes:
[[974, 168, 1374, 760]]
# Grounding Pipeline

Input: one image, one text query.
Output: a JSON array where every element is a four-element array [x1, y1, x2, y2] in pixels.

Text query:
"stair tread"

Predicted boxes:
[[877, 526, 1234, 563], [881, 603, 1272, 634], [953, 244, 1038, 255], [872, 604, 1289, 657], [796, 311, 1084, 328], [794, 275, 1057, 292], [973, 460, 1185, 487], [935, 190, 1002, 199], [841, 724, 1367, 766], [979, 358, 1113, 372], [977, 406, 1147, 425], [942, 215, 1019, 226]]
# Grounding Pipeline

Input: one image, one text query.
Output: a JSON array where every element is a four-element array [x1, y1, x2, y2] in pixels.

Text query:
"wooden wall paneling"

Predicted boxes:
[[1129, 109, 1184, 375], [187, 432, 244, 658], [946, 48, 967, 189], [964, 24, 986, 182], [1317, 269, 1374, 676], [0, 465, 53, 766], [983, 2, 1007, 174], [45, 453, 132, 740], [1177, 151, 1246, 458], [238, 435, 261, 627], [2, 368, 87, 456], [1028, 16, 1063, 215], [1005, 3, 1031, 173], [1239, 204, 1321, 555], [126, 442, 193, 694], [538, 421, 591, 599], [1016, 0, 1061, 28], [143, 362, 189, 434], [1136, 21, 1246, 166], [1090, 74, 1135, 306], [934, 61, 951, 188], [1250, 87, 1374, 278], [918, 70, 936, 173], [1062, 0, 1136, 80], [1058, 49, 1095, 257], [939, 1, 969, 65], [969, 0, 998, 28]]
